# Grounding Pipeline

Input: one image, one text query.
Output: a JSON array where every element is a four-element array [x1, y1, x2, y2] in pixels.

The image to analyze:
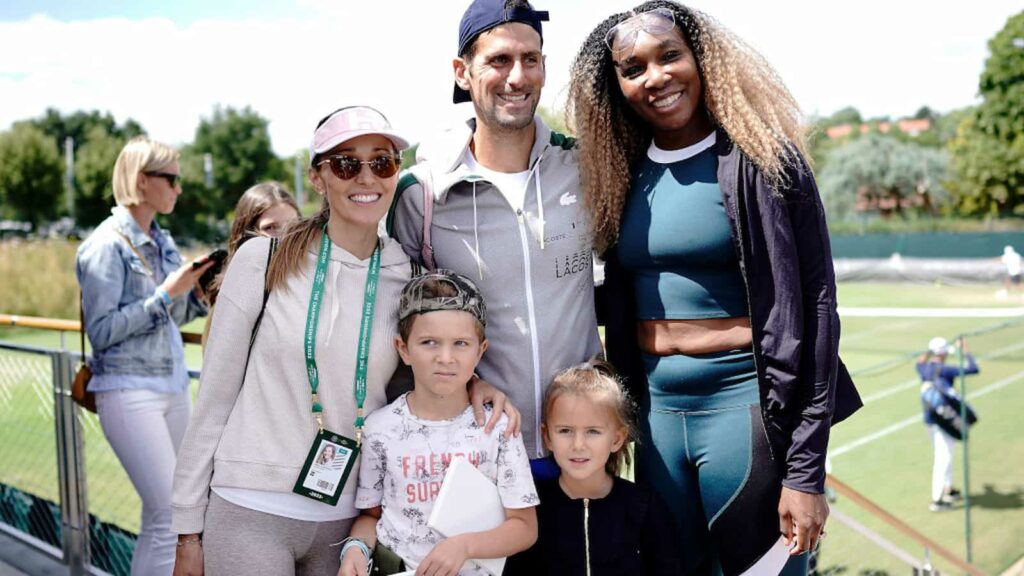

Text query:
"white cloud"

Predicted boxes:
[[0, 1, 1019, 156]]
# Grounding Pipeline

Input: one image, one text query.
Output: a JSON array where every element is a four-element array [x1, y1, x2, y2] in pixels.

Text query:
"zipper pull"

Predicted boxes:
[[583, 498, 591, 576]]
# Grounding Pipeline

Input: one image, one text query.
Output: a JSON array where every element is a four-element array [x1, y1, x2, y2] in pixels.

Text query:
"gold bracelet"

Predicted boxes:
[[176, 538, 202, 548]]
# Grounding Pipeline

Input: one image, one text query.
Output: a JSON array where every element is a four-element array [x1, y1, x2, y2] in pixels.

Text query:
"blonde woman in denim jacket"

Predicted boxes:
[[76, 136, 213, 576]]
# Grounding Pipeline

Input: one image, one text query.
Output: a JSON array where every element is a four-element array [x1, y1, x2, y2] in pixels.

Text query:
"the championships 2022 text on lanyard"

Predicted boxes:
[[293, 224, 380, 505]]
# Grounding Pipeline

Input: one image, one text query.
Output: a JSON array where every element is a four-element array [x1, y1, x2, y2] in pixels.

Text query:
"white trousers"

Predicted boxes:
[[929, 425, 955, 502], [96, 388, 191, 576]]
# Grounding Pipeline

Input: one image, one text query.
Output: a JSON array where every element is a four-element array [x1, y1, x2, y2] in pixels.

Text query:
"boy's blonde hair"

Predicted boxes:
[[543, 358, 638, 476], [111, 136, 179, 207]]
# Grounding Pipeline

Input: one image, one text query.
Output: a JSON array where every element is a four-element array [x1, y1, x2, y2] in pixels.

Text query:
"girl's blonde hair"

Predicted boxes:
[[543, 358, 638, 476], [111, 136, 179, 207], [567, 0, 809, 253]]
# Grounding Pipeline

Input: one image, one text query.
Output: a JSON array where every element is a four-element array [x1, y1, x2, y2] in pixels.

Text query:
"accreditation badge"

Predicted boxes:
[[292, 429, 359, 506]]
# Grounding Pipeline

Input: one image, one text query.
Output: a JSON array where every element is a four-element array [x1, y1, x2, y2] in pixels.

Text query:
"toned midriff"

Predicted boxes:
[[637, 317, 753, 356]]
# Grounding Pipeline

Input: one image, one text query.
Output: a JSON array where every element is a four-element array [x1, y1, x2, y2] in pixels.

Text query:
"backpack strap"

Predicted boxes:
[[390, 168, 436, 271], [420, 176, 435, 270]]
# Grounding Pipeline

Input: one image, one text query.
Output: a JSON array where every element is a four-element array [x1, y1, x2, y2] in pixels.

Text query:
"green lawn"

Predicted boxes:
[[1, 285, 1022, 573], [837, 281, 1024, 309], [827, 308, 1024, 575]]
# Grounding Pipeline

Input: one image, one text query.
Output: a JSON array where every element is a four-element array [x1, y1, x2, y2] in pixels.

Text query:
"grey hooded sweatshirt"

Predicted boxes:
[[390, 116, 602, 456]]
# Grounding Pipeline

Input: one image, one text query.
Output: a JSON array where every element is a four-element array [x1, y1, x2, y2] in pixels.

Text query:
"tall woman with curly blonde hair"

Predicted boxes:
[[568, 2, 861, 574]]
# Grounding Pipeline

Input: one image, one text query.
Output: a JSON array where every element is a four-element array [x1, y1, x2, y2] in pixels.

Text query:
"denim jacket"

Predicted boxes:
[[602, 131, 862, 494], [76, 207, 207, 386]]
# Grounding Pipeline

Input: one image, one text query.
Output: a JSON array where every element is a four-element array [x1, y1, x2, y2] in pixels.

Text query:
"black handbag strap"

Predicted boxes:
[[241, 237, 279, 376]]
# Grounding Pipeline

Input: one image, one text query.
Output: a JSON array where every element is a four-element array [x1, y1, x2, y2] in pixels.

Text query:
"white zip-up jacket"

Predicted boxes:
[[390, 116, 602, 456]]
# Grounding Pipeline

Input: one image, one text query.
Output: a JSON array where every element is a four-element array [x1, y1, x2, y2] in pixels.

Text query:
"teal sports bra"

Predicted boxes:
[[616, 134, 748, 320]]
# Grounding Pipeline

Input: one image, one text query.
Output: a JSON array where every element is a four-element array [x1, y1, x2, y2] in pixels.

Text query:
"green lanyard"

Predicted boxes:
[[304, 224, 381, 444]]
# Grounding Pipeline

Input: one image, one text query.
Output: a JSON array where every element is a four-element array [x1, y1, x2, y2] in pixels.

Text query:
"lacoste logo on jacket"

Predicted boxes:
[[559, 192, 577, 206]]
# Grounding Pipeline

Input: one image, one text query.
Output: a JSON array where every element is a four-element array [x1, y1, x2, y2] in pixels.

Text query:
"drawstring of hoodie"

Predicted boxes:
[[531, 155, 546, 249], [532, 154, 548, 249], [325, 259, 342, 346]]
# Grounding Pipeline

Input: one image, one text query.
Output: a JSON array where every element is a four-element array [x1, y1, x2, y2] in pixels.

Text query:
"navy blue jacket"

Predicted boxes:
[[505, 476, 682, 575], [602, 131, 862, 494], [917, 356, 978, 425]]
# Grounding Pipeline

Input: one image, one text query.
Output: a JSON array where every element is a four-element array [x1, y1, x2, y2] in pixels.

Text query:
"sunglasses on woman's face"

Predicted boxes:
[[145, 171, 180, 187], [319, 154, 400, 180]]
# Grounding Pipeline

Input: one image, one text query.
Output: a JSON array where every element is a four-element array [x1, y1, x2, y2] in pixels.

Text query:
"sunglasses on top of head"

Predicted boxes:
[[318, 153, 401, 180], [605, 7, 677, 58], [145, 171, 180, 187]]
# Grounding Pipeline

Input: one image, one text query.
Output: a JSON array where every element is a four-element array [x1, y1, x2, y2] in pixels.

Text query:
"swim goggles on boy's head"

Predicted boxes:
[[604, 7, 676, 58], [398, 269, 487, 327]]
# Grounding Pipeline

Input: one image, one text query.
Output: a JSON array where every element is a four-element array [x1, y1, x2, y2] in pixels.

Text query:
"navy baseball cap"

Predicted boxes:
[[454, 0, 550, 103]]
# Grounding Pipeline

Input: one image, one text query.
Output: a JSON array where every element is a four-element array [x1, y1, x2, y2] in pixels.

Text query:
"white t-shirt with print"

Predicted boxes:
[[355, 393, 538, 574]]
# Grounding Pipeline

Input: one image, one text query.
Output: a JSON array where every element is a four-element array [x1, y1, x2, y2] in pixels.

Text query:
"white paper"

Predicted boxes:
[[426, 456, 506, 575], [739, 536, 792, 576]]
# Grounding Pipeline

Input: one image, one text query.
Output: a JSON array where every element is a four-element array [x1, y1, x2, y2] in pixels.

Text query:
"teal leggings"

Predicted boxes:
[[639, 350, 808, 576]]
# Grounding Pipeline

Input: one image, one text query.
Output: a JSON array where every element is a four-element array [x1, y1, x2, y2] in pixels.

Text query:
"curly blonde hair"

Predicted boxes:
[[567, 0, 809, 253]]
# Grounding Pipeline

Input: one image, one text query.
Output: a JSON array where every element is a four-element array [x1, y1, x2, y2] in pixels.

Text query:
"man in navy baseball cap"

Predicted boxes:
[[388, 0, 603, 482], [453, 0, 549, 104]]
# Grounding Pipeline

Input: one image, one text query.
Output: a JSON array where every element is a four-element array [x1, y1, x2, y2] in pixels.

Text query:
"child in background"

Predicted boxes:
[[339, 270, 538, 576], [507, 359, 682, 575]]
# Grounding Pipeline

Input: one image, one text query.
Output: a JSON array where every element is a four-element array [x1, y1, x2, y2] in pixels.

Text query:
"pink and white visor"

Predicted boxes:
[[309, 106, 411, 166]]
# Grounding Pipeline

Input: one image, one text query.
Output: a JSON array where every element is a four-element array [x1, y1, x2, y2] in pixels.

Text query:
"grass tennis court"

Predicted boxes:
[[1, 282, 1022, 574], [825, 283, 1024, 575]]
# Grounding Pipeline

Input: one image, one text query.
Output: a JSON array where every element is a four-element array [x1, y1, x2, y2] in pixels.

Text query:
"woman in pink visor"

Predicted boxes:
[[171, 106, 419, 575]]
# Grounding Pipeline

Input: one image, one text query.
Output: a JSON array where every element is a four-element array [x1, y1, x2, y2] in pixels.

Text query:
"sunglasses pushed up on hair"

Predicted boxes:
[[318, 154, 401, 180], [604, 7, 676, 58]]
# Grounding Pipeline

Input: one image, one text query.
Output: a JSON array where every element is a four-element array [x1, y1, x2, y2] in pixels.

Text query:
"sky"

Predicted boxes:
[[1, 0, 1020, 156]]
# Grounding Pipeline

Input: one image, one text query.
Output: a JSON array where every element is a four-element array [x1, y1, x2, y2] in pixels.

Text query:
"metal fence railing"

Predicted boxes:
[[0, 328, 199, 576], [0, 341, 86, 573]]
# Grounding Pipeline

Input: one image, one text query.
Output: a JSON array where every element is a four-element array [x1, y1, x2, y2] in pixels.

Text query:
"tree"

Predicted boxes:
[[74, 126, 126, 227], [808, 106, 866, 171], [817, 106, 863, 129], [913, 106, 936, 121], [0, 123, 64, 227], [168, 105, 284, 239], [30, 108, 143, 154], [28, 109, 145, 225], [818, 134, 949, 220], [947, 11, 1024, 215]]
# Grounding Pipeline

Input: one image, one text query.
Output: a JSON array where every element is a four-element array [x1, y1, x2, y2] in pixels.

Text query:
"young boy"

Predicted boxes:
[[338, 270, 539, 576]]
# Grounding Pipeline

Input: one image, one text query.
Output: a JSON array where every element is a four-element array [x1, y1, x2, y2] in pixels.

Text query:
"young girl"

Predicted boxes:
[[507, 359, 682, 575], [201, 181, 301, 347]]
